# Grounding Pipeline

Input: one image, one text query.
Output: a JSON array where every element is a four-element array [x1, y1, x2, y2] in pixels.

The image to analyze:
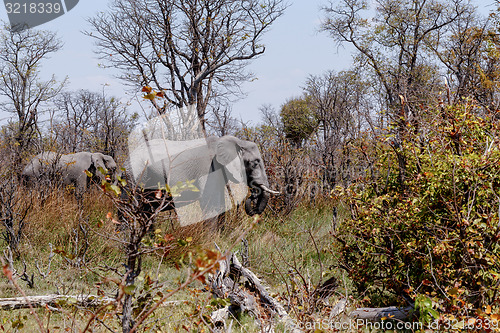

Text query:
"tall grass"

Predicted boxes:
[[0, 184, 341, 331]]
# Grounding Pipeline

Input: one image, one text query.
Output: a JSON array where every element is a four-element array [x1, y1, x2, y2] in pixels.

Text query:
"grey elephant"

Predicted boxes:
[[22, 151, 118, 194], [124, 135, 279, 226]]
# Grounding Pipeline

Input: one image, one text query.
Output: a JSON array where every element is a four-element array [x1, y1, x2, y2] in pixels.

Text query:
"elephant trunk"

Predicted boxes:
[[255, 190, 270, 215], [244, 185, 271, 216]]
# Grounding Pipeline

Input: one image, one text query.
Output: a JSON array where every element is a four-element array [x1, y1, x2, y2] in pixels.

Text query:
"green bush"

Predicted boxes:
[[333, 101, 500, 323]]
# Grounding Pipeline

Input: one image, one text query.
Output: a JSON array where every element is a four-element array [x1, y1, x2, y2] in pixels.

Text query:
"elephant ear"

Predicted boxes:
[[102, 155, 116, 170], [77, 153, 93, 170], [215, 136, 240, 165], [91, 153, 107, 172]]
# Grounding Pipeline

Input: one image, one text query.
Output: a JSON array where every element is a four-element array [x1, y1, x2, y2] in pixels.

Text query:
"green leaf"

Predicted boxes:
[[110, 184, 121, 195], [428, 309, 440, 320], [124, 285, 136, 295]]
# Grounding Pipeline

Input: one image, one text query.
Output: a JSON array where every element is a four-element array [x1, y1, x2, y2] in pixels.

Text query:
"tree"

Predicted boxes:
[[50, 90, 137, 158], [0, 24, 64, 170], [320, 0, 471, 127], [321, 0, 473, 189], [280, 96, 317, 147], [305, 70, 369, 188], [86, 0, 286, 130], [428, 7, 498, 107], [205, 102, 239, 136]]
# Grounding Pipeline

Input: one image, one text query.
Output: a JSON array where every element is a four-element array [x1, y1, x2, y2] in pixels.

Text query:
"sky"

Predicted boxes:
[[0, 0, 495, 126], [0, 0, 350, 126]]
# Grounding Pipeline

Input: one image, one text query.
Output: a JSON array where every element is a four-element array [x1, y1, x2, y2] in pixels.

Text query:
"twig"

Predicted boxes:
[[35, 243, 54, 279], [0, 256, 46, 333], [128, 215, 261, 333]]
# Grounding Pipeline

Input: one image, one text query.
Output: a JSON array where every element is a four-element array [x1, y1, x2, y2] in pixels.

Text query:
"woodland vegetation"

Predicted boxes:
[[1, 0, 500, 331]]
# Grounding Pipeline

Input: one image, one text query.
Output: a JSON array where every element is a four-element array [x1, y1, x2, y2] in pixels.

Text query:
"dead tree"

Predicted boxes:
[[209, 250, 303, 333]]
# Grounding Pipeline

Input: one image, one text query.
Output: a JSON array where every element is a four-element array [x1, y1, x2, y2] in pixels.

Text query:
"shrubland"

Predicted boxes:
[[6, 101, 500, 332], [332, 101, 500, 327], [0, 171, 338, 331], [2, 0, 500, 330], [3, 100, 500, 332]]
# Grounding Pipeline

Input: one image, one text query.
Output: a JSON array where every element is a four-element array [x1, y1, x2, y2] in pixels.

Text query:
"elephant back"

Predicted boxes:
[[128, 138, 211, 189], [22, 151, 59, 178]]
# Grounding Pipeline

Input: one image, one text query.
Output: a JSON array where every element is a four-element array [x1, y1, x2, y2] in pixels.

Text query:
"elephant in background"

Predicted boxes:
[[125, 135, 279, 226], [22, 152, 118, 194]]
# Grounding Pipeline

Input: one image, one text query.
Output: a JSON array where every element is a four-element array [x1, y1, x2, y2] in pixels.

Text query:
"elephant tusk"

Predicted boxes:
[[260, 185, 280, 195]]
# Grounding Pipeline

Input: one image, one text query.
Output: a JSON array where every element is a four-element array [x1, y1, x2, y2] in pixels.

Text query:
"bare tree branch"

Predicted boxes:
[[85, 0, 287, 129]]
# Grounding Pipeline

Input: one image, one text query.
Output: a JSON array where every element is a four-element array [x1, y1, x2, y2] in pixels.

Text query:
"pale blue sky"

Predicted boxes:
[[0, 1, 350, 126], [0, 0, 495, 126]]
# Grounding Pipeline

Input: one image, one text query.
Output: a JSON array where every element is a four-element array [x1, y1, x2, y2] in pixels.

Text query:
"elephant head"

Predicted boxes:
[[89, 152, 118, 182], [212, 136, 277, 216], [60, 152, 118, 193]]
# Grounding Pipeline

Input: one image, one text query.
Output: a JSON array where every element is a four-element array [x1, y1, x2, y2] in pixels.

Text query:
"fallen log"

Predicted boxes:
[[330, 298, 414, 321], [350, 305, 414, 321], [208, 250, 415, 330], [0, 294, 115, 310], [209, 252, 303, 333]]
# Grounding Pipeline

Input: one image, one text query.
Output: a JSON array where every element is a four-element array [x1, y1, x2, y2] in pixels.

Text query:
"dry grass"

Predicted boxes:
[[0, 186, 122, 297], [0, 183, 340, 332]]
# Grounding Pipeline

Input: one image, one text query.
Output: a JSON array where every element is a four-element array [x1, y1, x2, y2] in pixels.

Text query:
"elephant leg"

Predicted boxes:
[[199, 183, 227, 233], [200, 217, 219, 234], [116, 184, 176, 233], [71, 174, 88, 202]]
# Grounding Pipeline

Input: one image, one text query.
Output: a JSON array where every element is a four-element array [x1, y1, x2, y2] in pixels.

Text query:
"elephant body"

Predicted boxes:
[[125, 135, 275, 226], [22, 152, 118, 194]]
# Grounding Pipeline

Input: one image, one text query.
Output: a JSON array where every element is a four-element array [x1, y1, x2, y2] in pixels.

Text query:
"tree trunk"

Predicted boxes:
[[122, 241, 142, 332]]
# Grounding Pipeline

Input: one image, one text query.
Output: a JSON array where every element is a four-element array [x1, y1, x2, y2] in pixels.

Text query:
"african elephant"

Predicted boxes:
[[125, 135, 278, 226], [22, 151, 118, 194]]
